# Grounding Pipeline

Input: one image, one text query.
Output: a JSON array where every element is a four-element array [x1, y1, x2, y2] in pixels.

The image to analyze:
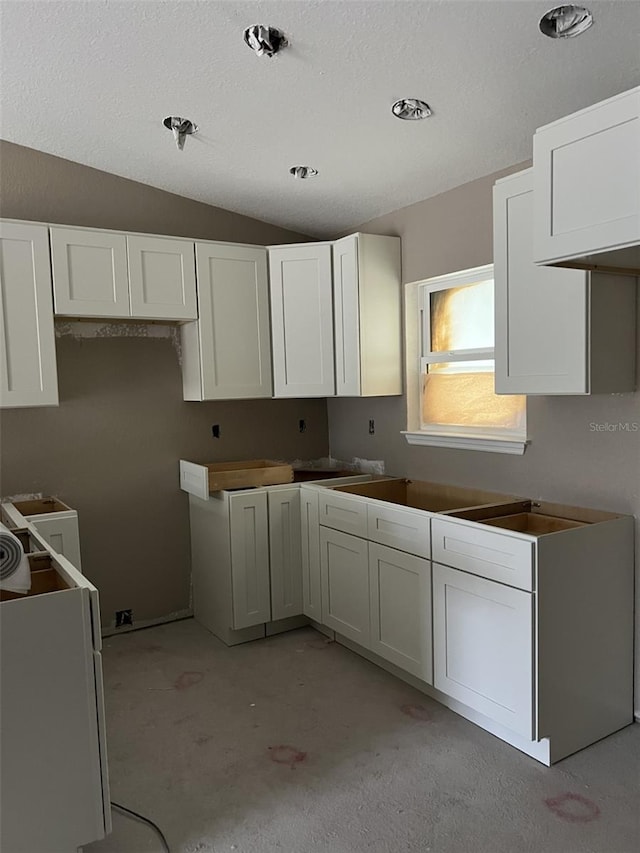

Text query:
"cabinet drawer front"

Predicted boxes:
[[369, 543, 432, 682], [320, 527, 370, 647], [367, 502, 431, 558], [318, 491, 367, 538], [432, 563, 534, 739], [431, 518, 534, 590]]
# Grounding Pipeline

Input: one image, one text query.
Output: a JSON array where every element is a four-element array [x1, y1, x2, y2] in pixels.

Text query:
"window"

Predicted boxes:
[[403, 265, 527, 454]]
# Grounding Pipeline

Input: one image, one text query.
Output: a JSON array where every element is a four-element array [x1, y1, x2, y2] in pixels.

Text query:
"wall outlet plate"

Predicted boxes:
[[115, 609, 133, 628]]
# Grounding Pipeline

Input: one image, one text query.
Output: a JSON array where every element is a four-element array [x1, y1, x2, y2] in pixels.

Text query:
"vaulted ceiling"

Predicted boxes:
[[1, 1, 638, 236]]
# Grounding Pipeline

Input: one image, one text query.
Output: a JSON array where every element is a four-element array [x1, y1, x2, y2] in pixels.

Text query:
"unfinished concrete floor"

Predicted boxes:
[[86, 619, 639, 853]]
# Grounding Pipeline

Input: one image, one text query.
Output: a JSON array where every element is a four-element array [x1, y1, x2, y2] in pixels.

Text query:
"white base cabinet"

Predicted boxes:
[[533, 85, 640, 273], [320, 526, 370, 647], [369, 542, 432, 681], [2, 497, 83, 572], [432, 562, 533, 739], [301, 488, 322, 621], [305, 478, 634, 765], [494, 169, 636, 394], [0, 526, 110, 852], [0, 221, 59, 408]]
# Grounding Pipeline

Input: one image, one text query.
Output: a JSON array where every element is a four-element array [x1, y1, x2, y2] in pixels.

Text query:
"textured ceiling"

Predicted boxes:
[[1, 0, 639, 237]]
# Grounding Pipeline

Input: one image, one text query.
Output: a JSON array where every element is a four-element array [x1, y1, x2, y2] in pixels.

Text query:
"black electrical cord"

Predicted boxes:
[[111, 801, 170, 852]]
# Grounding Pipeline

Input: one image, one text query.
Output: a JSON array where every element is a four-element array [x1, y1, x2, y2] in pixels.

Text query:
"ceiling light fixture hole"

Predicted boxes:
[[539, 5, 594, 38], [289, 166, 318, 179], [391, 99, 432, 121]]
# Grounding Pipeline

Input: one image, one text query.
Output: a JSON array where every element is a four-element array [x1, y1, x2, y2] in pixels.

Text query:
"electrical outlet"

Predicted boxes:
[[369, 419, 375, 435], [115, 609, 133, 628], [212, 424, 221, 439]]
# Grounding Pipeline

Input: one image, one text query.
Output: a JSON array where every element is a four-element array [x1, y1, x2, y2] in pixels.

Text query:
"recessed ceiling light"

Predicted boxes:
[[163, 116, 198, 150], [391, 99, 432, 121], [289, 166, 318, 179], [539, 5, 594, 38]]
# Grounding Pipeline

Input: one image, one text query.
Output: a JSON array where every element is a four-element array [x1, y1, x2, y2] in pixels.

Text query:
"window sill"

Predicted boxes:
[[402, 431, 529, 455]]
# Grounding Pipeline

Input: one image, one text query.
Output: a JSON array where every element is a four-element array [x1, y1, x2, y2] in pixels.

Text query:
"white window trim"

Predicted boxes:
[[403, 264, 528, 455]]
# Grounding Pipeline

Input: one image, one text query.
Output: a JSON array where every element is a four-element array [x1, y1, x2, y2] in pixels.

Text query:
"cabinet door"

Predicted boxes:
[[50, 227, 130, 317], [333, 235, 361, 396], [369, 543, 432, 682], [269, 243, 335, 397], [268, 488, 303, 621], [127, 235, 196, 320], [533, 86, 640, 265], [300, 489, 322, 621], [494, 170, 589, 394], [229, 492, 271, 629], [432, 562, 534, 738], [320, 527, 369, 646], [0, 221, 59, 408], [189, 243, 272, 400]]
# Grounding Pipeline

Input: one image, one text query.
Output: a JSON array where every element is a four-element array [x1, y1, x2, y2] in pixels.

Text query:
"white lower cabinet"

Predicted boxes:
[[300, 487, 322, 621], [369, 543, 432, 682], [320, 526, 370, 646], [269, 487, 303, 621], [2, 497, 82, 572], [229, 491, 271, 629], [0, 221, 59, 408], [188, 485, 304, 644], [432, 562, 533, 739], [0, 542, 110, 852]]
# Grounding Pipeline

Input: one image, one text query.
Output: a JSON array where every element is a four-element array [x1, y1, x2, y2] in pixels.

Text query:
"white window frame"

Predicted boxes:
[[402, 264, 528, 455]]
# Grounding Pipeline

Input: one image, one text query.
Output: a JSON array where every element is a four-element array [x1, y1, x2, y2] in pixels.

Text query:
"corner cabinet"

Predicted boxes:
[[493, 169, 637, 395], [181, 243, 272, 400], [269, 242, 335, 397], [533, 85, 640, 274], [0, 221, 59, 408], [332, 234, 402, 396], [50, 226, 197, 320]]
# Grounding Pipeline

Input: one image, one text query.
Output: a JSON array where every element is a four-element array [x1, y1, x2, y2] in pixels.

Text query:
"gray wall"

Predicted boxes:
[[0, 142, 328, 628], [327, 164, 640, 710]]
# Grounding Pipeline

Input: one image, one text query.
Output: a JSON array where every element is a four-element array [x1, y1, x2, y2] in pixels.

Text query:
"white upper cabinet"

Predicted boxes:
[[0, 221, 59, 408], [127, 235, 197, 320], [51, 227, 130, 317], [332, 233, 402, 397], [269, 242, 335, 397], [494, 169, 637, 395], [51, 226, 197, 320], [533, 86, 640, 273], [182, 242, 272, 400]]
